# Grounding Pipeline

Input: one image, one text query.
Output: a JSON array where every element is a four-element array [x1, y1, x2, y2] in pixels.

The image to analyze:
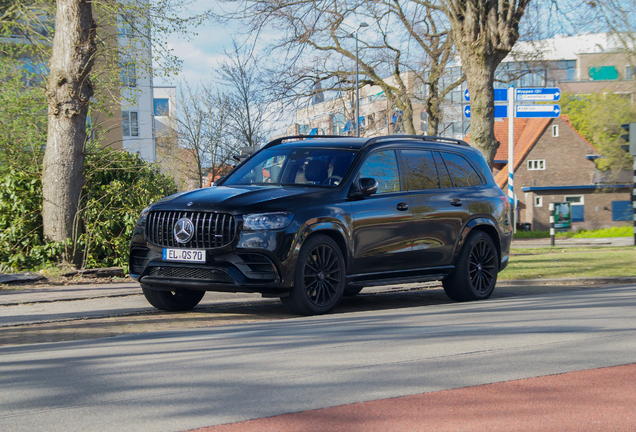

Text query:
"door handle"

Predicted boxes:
[[396, 202, 409, 211], [450, 199, 463, 207]]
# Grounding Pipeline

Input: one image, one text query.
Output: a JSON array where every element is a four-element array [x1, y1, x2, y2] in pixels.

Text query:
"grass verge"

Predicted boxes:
[[514, 225, 632, 239], [500, 246, 636, 280]]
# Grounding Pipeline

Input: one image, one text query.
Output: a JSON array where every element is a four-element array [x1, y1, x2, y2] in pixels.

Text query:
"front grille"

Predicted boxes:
[[146, 211, 236, 249], [146, 266, 234, 283]]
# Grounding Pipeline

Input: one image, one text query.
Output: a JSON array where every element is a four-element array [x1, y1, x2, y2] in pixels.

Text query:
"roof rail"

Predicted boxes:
[[362, 134, 469, 150], [261, 134, 361, 151]]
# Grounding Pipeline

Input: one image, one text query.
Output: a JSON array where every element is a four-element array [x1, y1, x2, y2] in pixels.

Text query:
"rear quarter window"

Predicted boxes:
[[441, 152, 483, 187]]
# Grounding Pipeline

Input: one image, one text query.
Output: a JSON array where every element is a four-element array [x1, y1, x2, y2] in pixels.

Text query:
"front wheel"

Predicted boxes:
[[141, 285, 205, 311], [443, 231, 499, 302], [281, 234, 345, 315]]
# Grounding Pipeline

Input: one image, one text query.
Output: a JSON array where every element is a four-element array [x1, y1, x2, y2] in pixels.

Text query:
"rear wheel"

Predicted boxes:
[[141, 285, 205, 311], [443, 231, 498, 302], [281, 234, 345, 315]]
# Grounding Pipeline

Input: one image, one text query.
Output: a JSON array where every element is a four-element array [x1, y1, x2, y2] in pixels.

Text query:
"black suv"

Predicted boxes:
[[129, 135, 512, 315]]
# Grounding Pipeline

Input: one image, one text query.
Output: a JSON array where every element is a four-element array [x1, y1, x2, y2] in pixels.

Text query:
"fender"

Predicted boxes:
[[293, 219, 352, 269], [453, 216, 502, 263]]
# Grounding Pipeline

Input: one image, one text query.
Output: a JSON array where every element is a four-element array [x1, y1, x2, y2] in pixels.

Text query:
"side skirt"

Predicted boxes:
[[346, 266, 454, 288]]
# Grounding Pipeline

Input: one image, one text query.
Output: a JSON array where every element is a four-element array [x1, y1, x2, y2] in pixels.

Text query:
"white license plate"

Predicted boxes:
[[163, 248, 206, 263]]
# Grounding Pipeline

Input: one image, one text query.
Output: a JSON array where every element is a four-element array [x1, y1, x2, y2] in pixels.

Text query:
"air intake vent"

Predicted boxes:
[[146, 211, 236, 249], [146, 266, 234, 283]]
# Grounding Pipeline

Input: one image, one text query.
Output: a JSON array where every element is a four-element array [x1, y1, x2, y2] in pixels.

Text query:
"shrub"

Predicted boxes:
[[76, 149, 177, 271], [0, 150, 177, 272]]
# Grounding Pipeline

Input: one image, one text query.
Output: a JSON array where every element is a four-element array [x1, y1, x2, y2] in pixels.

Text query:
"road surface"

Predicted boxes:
[[0, 284, 635, 431]]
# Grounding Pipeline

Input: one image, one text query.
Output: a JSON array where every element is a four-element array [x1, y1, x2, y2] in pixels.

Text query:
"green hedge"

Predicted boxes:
[[0, 149, 176, 272]]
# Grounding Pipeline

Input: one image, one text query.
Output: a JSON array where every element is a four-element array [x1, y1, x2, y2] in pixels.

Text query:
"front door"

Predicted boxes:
[[349, 150, 413, 275]]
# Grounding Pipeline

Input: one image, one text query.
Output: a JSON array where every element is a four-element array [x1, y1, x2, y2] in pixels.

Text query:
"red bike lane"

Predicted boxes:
[[191, 363, 636, 432]]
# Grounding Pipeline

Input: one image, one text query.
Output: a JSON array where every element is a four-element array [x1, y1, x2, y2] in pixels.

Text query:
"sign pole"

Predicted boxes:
[[508, 86, 515, 232], [549, 203, 555, 246]]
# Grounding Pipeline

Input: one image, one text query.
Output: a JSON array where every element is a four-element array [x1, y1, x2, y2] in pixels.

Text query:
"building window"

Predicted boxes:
[[119, 59, 136, 87], [122, 111, 139, 137], [612, 201, 632, 221], [626, 66, 635, 80], [534, 196, 543, 207], [118, 14, 134, 37], [552, 125, 559, 137], [565, 195, 584, 222], [154, 98, 169, 116], [564, 195, 584, 205], [527, 160, 545, 170]]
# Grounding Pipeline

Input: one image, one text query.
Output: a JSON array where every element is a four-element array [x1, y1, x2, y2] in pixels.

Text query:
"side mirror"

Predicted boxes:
[[360, 177, 379, 195], [350, 177, 379, 198]]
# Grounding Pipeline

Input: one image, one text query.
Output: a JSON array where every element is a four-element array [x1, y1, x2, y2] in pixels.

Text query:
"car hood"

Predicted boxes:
[[150, 185, 335, 214]]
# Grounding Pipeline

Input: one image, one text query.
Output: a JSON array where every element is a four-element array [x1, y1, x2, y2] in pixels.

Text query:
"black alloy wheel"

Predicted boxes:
[[281, 234, 345, 315], [303, 244, 342, 305], [469, 238, 497, 294], [443, 231, 499, 302]]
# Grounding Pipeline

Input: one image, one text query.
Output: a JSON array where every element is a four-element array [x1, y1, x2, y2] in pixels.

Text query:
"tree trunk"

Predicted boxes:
[[426, 81, 440, 136], [444, 0, 530, 169], [42, 0, 96, 248], [402, 100, 416, 135], [464, 58, 499, 167]]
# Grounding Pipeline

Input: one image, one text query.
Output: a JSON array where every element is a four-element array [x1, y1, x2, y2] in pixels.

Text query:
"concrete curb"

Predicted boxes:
[[498, 276, 636, 286], [1, 277, 635, 306]]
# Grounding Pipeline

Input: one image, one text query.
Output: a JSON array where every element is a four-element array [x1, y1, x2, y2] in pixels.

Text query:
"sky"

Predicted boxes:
[[153, 1, 263, 86]]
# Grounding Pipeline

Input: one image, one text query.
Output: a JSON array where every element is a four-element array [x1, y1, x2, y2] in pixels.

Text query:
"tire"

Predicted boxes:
[[141, 284, 205, 311], [443, 231, 499, 302], [343, 285, 364, 297], [280, 234, 346, 315]]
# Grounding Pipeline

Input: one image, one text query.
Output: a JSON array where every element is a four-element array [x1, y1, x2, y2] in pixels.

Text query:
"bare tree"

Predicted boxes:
[[226, 0, 461, 136], [175, 82, 236, 189], [217, 41, 274, 148], [439, 0, 531, 168]]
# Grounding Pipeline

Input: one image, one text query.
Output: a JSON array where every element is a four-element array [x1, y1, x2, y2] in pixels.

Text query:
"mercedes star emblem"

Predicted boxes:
[[173, 218, 194, 244]]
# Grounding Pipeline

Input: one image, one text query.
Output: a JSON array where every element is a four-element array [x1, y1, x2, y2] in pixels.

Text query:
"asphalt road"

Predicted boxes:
[[1, 284, 635, 432]]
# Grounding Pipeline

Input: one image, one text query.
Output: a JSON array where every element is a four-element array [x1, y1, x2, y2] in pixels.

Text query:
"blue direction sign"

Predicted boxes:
[[515, 104, 561, 118], [464, 89, 508, 102], [516, 88, 561, 101], [464, 105, 508, 118]]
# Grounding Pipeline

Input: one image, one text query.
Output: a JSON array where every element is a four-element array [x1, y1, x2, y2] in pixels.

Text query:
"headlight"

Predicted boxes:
[[243, 212, 294, 231], [138, 207, 151, 224]]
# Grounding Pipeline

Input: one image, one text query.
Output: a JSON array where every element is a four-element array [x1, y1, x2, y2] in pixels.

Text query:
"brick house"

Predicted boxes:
[[469, 116, 632, 231]]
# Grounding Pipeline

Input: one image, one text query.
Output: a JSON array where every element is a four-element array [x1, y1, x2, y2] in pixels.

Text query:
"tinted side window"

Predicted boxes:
[[359, 150, 400, 193], [441, 152, 483, 187], [402, 150, 439, 190], [433, 152, 453, 189]]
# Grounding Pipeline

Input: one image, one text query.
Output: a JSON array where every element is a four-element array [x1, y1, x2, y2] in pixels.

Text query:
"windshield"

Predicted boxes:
[[223, 147, 358, 187]]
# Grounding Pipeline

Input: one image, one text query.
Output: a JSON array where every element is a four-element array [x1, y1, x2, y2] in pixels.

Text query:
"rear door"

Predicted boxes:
[[400, 149, 471, 268]]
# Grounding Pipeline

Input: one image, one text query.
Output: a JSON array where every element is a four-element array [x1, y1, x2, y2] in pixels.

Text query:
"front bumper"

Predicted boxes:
[[129, 216, 302, 295]]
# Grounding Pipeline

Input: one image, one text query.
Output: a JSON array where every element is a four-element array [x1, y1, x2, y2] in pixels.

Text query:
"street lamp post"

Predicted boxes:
[[352, 23, 368, 137]]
